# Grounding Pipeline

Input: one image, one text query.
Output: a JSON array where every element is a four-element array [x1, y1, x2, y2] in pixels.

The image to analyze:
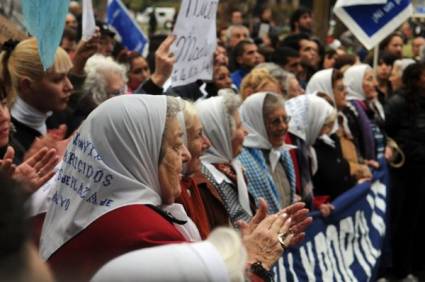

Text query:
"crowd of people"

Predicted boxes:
[[1, 2, 425, 281]]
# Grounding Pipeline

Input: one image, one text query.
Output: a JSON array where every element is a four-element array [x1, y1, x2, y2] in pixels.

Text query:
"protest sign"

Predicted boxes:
[[107, 0, 148, 54], [334, 0, 413, 49], [170, 0, 219, 87], [274, 164, 390, 281]]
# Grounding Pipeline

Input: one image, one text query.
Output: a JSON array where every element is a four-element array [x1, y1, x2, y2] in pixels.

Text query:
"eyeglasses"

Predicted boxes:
[[269, 115, 291, 127]]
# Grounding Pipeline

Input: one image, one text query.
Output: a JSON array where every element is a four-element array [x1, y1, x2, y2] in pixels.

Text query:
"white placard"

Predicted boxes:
[[170, 0, 219, 87]]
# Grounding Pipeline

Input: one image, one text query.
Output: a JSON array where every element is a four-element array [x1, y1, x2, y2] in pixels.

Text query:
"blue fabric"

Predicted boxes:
[[230, 68, 248, 89], [343, 0, 411, 37], [21, 0, 69, 70], [238, 147, 296, 214], [273, 161, 390, 281], [107, 0, 148, 54]]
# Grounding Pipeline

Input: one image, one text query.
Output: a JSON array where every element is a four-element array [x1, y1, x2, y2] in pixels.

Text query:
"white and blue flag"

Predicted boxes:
[[334, 0, 413, 49], [107, 0, 148, 54]]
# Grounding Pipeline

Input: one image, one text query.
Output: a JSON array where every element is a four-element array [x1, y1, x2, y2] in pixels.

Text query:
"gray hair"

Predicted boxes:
[[254, 63, 295, 97], [83, 55, 128, 105], [159, 96, 184, 162], [219, 89, 242, 136], [263, 92, 284, 117], [225, 25, 250, 43], [393, 58, 415, 78]]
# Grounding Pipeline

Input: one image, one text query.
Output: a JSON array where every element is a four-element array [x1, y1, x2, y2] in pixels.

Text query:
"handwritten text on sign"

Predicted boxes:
[[171, 0, 219, 87]]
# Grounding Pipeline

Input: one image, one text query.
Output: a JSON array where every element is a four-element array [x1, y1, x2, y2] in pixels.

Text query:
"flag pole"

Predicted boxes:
[[373, 45, 379, 70]]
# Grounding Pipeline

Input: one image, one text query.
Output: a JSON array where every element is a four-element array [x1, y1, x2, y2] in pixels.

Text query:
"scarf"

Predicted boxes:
[[40, 95, 200, 260], [196, 96, 252, 216]]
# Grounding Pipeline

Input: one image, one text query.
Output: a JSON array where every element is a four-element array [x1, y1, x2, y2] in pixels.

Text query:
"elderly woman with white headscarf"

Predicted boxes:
[[343, 64, 388, 161], [306, 68, 372, 181], [39, 95, 198, 281], [178, 97, 311, 279], [237, 92, 296, 214], [284, 95, 337, 213]]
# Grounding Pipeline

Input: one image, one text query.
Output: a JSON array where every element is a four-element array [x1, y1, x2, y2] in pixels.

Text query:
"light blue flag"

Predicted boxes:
[[107, 0, 148, 54], [21, 0, 69, 70]]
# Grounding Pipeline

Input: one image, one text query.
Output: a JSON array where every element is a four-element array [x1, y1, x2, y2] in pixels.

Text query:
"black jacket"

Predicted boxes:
[[385, 92, 425, 165]]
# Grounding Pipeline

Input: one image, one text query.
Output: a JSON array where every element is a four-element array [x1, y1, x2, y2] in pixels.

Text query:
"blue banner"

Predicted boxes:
[[334, 0, 413, 49], [107, 0, 148, 54], [274, 164, 390, 281]]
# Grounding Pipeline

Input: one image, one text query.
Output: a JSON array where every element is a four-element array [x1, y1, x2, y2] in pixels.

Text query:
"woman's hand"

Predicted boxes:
[[279, 202, 313, 247], [319, 203, 335, 217], [1, 145, 59, 196], [240, 213, 293, 270], [15, 147, 59, 195], [151, 35, 176, 87]]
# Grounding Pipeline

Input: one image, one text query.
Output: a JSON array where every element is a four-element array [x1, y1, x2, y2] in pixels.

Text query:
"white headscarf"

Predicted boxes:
[[285, 95, 335, 147], [305, 69, 334, 99], [343, 64, 371, 101], [40, 95, 200, 260], [240, 92, 293, 171], [285, 95, 335, 174], [92, 228, 246, 282], [196, 96, 252, 216]]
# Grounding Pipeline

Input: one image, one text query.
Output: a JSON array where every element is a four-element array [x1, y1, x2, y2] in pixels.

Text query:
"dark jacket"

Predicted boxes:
[[385, 92, 425, 165], [313, 134, 356, 200]]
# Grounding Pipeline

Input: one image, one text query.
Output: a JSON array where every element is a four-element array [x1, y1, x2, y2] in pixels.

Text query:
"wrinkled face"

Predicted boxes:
[[105, 71, 127, 99], [186, 115, 211, 174], [229, 26, 249, 48], [362, 69, 378, 100], [0, 98, 10, 147], [333, 79, 347, 110], [320, 121, 334, 135], [237, 44, 261, 68], [265, 104, 289, 148], [287, 77, 304, 98], [231, 111, 247, 157], [299, 39, 319, 68], [284, 56, 303, 78], [412, 37, 425, 57], [128, 57, 150, 91], [159, 118, 191, 204], [385, 36, 403, 58], [31, 70, 74, 113], [213, 66, 232, 89], [389, 65, 402, 91]]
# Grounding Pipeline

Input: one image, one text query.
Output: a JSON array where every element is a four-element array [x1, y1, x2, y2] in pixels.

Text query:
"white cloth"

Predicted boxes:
[[11, 96, 50, 134], [285, 95, 335, 175], [240, 92, 292, 171], [343, 64, 371, 101], [82, 0, 96, 40], [285, 95, 335, 147], [305, 69, 334, 99], [196, 96, 252, 216], [91, 241, 230, 282], [40, 95, 200, 260]]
